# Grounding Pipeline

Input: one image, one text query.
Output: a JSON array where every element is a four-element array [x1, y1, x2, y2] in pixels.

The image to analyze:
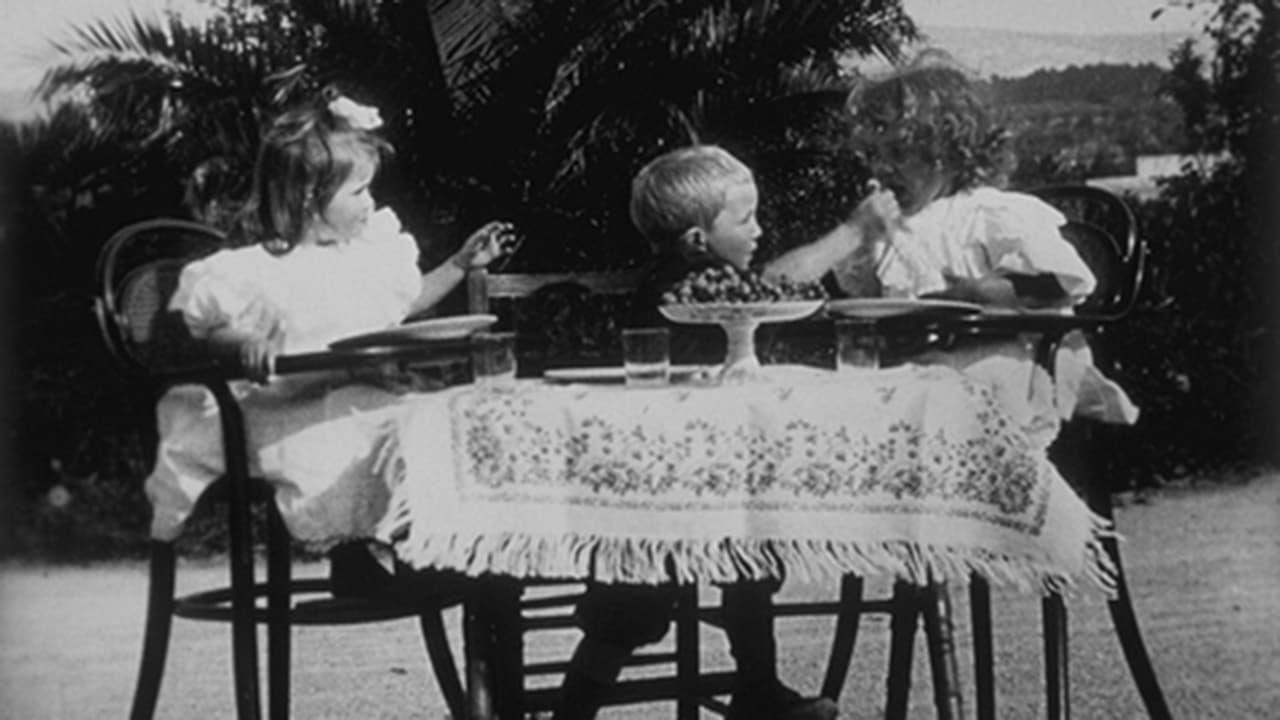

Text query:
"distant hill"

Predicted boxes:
[[979, 64, 1186, 186], [908, 25, 1194, 78]]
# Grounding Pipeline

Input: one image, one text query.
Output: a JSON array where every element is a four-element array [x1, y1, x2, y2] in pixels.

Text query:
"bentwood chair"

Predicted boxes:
[[815, 186, 1169, 720], [95, 219, 470, 720], [1024, 185, 1169, 720], [464, 268, 737, 719], [940, 185, 1167, 720]]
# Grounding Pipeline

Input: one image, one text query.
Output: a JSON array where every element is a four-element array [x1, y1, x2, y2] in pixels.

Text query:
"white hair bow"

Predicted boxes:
[[328, 95, 383, 130]]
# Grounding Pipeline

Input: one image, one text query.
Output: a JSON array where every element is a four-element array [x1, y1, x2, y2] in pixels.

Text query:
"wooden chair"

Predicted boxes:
[[463, 267, 737, 719], [95, 219, 469, 720], [905, 186, 1167, 719], [1024, 185, 1168, 720], [816, 186, 1168, 720]]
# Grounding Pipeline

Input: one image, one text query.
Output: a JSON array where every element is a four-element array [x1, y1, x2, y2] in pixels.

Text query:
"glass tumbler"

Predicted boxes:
[[621, 328, 670, 387], [835, 319, 882, 372], [471, 331, 517, 387]]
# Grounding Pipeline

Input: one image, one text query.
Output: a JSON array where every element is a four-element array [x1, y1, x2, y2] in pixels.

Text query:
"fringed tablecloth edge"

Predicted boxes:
[[390, 527, 1118, 597]]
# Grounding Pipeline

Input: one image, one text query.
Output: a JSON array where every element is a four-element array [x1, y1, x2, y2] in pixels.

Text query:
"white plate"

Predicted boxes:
[[659, 300, 824, 325], [329, 314, 498, 350], [824, 298, 982, 319], [543, 365, 708, 385]]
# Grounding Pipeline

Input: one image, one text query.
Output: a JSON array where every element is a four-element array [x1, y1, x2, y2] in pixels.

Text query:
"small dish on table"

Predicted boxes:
[[543, 364, 710, 385], [823, 298, 982, 320]]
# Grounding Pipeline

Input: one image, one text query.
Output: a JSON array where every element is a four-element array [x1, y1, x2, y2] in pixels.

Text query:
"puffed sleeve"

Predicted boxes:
[[876, 229, 947, 298], [168, 251, 251, 339], [361, 207, 423, 314], [978, 193, 1096, 300]]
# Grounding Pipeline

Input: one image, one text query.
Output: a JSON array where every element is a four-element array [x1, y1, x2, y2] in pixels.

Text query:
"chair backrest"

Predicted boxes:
[[466, 269, 643, 375], [1028, 185, 1145, 318], [95, 219, 228, 378], [1029, 184, 1140, 264]]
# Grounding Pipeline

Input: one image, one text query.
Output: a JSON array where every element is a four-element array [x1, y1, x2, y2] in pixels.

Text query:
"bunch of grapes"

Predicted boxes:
[[661, 265, 826, 304]]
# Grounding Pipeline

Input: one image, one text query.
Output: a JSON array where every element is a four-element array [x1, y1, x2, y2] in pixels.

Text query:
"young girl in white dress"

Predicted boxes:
[[766, 53, 1137, 449], [147, 90, 513, 592]]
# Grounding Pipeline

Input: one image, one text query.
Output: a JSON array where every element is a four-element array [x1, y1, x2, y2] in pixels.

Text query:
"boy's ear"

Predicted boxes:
[[680, 227, 707, 252]]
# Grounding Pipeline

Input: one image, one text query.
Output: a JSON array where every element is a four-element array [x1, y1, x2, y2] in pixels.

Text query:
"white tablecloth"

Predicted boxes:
[[377, 365, 1113, 593]]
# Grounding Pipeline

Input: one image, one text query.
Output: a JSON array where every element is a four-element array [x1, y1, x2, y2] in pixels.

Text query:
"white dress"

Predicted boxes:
[[146, 208, 425, 543], [832, 187, 1139, 449]]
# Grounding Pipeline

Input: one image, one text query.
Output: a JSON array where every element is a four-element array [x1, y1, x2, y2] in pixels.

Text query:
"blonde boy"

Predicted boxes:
[[555, 146, 837, 720]]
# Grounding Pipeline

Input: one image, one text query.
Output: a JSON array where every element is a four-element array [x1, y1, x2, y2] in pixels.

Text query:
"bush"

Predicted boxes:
[[1112, 164, 1277, 479]]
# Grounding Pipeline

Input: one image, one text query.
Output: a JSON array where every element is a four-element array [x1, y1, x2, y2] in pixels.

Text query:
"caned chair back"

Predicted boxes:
[[94, 219, 227, 380], [1029, 185, 1145, 319], [1030, 184, 1140, 264]]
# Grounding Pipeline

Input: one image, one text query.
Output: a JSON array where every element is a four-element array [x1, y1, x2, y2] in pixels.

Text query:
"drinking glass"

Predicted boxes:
[[835, 319, 882, 372], [621, 328, 670, 387], [471, 331, 517, 387]]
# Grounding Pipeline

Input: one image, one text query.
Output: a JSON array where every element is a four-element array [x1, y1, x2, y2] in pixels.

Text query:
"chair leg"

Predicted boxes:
[[419, 609, 467, 720], [675, 584, 701, 720], [821, 574, 864, 701], [1103, 537, 1173, 719], [1084, 487, 1172, 719], [1061, 421, 1170, 719], [884, 581, 919, 720], [922, 580, 964, 720], [130, 540, 177, 720], [1042, 593, 1069, 720], [216, 388, 262, 720], [969, 575, 995, 720], [266, 504, 292, 720]]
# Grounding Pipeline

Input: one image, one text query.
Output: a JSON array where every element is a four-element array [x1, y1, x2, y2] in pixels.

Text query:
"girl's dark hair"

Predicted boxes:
[[847, 50, 1016, 192], [233, 87, 392, 252]]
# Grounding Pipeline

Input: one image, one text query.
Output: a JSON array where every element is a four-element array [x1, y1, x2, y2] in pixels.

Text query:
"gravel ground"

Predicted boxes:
[[1, 473, 1277, 719]]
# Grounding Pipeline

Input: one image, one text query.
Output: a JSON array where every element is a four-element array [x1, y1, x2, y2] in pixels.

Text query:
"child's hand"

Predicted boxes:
[[452, 220, 519, 270], [240, 332, 284, 384], [930, 272, 1018, 307], [235, 296, 286, 383], [847, 184, 902, 240]]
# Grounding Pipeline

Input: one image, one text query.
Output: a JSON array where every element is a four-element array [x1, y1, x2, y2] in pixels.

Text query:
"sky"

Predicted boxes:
[[0, 0, 1209, 94], [902, 0, 1207, 36]]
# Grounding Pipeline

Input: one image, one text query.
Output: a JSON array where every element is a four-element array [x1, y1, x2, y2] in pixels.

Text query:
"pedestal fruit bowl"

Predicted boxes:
[[658, 265, 825, 382]]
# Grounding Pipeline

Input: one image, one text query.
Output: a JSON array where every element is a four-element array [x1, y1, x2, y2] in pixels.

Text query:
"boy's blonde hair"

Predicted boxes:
[[629, 145, 754, 252]]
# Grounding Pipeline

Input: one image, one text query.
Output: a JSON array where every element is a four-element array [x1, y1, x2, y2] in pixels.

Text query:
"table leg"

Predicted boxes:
[[1042, 593, 1069, 720], [922, 580, 964, 720], [463, 581, 523, 720], [969, 575, 995, 720], [884, 581, 918, 720], [675, 584, 701, 720], [463, 598, 496, 720]]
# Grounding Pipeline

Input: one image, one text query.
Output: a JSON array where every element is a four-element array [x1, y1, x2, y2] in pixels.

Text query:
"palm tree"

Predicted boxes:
[[411, 0, 916, 265], [35, 0, 916, 260]]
